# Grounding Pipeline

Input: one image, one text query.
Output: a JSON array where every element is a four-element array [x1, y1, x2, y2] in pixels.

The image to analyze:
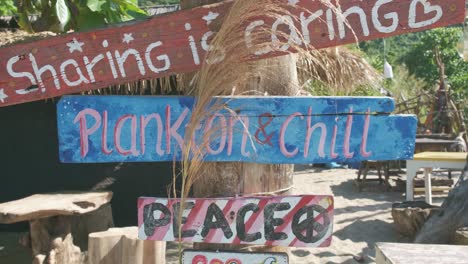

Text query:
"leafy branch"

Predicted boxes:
[[15, 0, 148, 33]]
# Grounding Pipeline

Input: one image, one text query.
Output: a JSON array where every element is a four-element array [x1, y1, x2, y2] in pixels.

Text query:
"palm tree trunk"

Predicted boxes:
[[180, 0, 298, 253]]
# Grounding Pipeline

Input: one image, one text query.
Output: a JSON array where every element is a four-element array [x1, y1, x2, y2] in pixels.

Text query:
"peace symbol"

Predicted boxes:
[[292, 205, 331, 243]]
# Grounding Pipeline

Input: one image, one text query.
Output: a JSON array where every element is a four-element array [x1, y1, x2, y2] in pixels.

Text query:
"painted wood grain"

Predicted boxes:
[[0, 0, 465, 106], [182, 250, 289, 264], [137, 195, 333, 247], [57, 95, 417, 163]]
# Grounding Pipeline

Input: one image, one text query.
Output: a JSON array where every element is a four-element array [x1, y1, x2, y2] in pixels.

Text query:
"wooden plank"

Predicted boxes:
[[375, 242, 468, 264], [414, 186, 452, 193], [137, 195, 334, 247], [57, 95, 417, 163], [182, 250, 288, 264], [413, 152, 467, 162], [0, 192, 112, 224], [0, 0, 465, 107]]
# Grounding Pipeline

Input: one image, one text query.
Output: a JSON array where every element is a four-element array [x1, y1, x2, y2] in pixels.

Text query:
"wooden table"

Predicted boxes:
[[376, 242, 468, 264], [414, 138, 457, 153], [0, 192, 113, 264], [406, 152, 467, 204]]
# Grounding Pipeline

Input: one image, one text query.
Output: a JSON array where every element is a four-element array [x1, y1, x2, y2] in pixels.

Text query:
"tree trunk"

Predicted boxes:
[[88, 227, 166, 264], [30, 216, 84, 264], [180, 0, 298, 253], [415, 155, 468, 244]]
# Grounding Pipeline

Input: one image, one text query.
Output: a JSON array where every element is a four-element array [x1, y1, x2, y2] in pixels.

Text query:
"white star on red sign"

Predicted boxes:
[[66, 38, 84, 53], [122, 33, 134, 44], [202, 11, 219, 25], [0, 88, 8, 103]]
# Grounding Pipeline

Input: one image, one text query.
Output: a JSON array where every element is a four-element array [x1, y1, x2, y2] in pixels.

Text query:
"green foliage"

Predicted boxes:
[[359, 27, 467, 98], [16, 0, 148, 33], [358, 32, 424, 73], [0, 0, 17, 15], [359, 27, 468, 130], [306, 81, 334, 96], [307, 80, 380, 97], [384, 65, 427, 101], [402, 28, 466, 88], [403, 28, 468, 124], [384, 66, 430, 122]]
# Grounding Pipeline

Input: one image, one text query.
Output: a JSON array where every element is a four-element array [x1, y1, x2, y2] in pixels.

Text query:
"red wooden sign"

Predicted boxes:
[[0, 0, 464, 106]]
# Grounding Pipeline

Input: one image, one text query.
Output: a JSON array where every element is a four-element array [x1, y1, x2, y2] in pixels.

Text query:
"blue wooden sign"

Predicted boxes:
[[57, 96, 416, 163]]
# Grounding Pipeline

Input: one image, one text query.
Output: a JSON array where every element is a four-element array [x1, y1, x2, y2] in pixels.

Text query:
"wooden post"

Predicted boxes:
[[180, 0, 298, 254], [88, 227, 166, 264]]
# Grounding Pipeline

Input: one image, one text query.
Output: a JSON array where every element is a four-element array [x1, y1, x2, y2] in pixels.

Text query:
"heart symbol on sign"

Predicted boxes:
[[408, 0, 443, 28]]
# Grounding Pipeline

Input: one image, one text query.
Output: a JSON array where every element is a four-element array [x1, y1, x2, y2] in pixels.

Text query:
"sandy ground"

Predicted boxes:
[[286, 166, 410, 264], [1, 166, 452, 264], [164, 166, 450, 264]]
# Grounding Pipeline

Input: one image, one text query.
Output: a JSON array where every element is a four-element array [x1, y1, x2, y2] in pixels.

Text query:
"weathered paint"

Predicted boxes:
[[182, 250, 289, 264], [57, 96, 417, 163], [0, 0, 465, 106], [137, 195, 333, 247]]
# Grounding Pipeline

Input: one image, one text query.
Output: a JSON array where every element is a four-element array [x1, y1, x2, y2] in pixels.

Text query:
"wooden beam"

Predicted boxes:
[[0, 0, 464, 107], [414, 186, 452, 193], [56, 96, 417, 163]]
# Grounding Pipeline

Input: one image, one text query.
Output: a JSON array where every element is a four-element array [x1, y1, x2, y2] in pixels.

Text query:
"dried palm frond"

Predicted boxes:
[[172, 0, 348, 254], [85, 45, 380, 97], [0, 30, 56, 47], [84, 75, 178, 96]]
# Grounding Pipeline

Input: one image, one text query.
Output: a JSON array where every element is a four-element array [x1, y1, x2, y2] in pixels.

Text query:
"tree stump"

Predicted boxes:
[[88, 227, 166, 264], [454, 228, 468, 245], [391, 201, 440, 238], [0, 192, 113, 264], [30, 217, 83, 264]]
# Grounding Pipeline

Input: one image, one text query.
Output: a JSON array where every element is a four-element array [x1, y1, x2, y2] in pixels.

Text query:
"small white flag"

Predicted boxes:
[[383, 61, 393, 79]]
